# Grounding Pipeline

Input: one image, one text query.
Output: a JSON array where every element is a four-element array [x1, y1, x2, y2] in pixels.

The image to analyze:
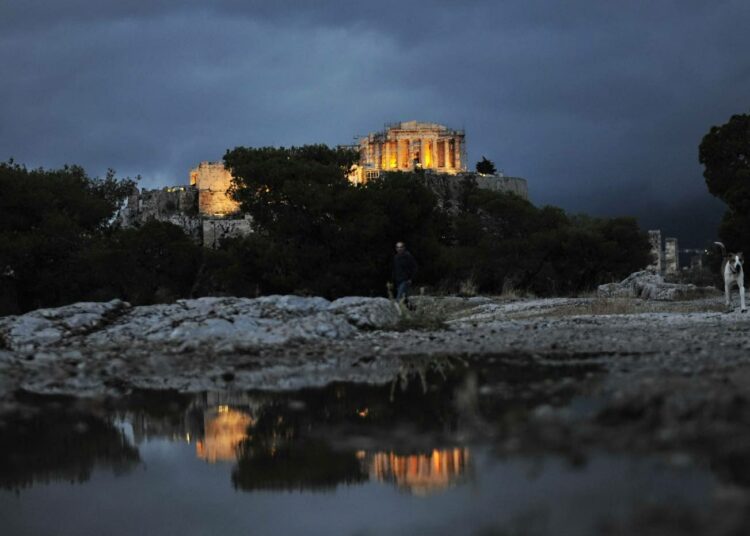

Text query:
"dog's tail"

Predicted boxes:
[[715, 241, 727, 256]]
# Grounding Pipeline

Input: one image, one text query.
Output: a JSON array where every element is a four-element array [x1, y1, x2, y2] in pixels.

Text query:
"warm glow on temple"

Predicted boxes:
[[349, 121, 467, 184], [189, 162, 241, 216], [195, 407, 254, 463], [364, 448, 470, 496]]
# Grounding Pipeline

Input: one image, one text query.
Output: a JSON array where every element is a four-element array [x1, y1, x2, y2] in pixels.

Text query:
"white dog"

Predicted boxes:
[[715, 242, 746, 312]]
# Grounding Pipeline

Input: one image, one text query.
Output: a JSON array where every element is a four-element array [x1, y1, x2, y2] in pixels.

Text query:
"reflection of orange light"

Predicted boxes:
[[357, 408, 369, 418], [195, 408, 253, 463], [366, 448, 470, 496]]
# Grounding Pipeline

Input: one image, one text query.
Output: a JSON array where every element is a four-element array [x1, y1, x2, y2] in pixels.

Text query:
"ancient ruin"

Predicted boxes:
[[189, 161, 240, 216], [647, 230, 681, 275], [648, 230, 662, 272], [351, 121, 466, 183], [349, 120, 528, 199], [117, 166, 251, 248], [118, 120, 529, 245], [664, 237, 679, 275]]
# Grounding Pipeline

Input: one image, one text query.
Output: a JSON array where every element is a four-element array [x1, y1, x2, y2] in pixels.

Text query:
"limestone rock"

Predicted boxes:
[[0, 299, 130, 351], [597, 271, 717, 301], [0, 295, 401, 354], [328, 297, 400, 329]]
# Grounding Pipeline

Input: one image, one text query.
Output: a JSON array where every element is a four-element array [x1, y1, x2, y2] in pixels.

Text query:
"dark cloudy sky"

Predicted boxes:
[[2, 1, 749, 246]]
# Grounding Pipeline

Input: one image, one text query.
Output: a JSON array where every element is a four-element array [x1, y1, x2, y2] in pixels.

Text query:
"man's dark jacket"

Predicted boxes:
[[393, 250, 418, 283]]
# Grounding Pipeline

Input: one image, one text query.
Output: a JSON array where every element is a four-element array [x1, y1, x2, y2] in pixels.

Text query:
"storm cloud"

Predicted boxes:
[[2, 0, 749, 246]]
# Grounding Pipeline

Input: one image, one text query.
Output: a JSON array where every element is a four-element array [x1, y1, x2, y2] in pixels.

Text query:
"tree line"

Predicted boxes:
[[1, 148, 652, 316]]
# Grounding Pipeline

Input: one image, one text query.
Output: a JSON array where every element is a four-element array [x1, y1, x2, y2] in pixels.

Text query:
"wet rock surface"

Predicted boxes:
[[3, 294, 750, 534]]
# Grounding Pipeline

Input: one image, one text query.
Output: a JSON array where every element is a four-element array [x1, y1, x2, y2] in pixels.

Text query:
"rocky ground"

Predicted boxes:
[[1, 291, 746, 398], [3, 290, 750, 533]]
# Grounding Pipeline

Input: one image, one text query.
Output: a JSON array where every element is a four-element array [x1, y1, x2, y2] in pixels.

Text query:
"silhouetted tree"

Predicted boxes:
[[475, 156, 497, 175], [699, 113, 750, 255], [223, 146, 443, 297], [73, 220, 204, 305], [0, 161, 135, 313]]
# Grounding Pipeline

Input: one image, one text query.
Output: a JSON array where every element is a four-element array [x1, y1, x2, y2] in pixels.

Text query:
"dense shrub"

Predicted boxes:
[[0, 162, 135, 313], [223, 145, 651, 297], [1, 150, 653, 314]]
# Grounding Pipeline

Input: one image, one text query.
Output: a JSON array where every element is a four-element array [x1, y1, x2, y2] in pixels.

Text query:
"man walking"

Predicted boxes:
[[393, 241, 417, 306]]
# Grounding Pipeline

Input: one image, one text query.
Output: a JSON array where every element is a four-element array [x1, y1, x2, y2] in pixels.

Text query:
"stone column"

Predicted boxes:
[[665, 238, 679, 275], [384, 140, 391, 170], [454, 138, 462, 170], [444, 138, 451, 170], [648, 230, 662, 273]]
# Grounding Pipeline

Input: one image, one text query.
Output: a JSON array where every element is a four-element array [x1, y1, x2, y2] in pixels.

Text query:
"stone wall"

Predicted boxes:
[[202, 216, 254, 249], [117, 185, 252, 247], [189, 162, 240, 216], [473, 174, 529, 199], [421, 172, 529, 211], [117, 186, 202, 242]]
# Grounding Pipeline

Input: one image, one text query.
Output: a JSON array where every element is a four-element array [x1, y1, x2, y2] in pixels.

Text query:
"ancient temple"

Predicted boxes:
[[350, 121, 467, 183]]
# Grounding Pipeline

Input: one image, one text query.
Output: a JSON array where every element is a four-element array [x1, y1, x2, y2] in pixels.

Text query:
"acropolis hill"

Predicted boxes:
[[118, 121, 528, 247]]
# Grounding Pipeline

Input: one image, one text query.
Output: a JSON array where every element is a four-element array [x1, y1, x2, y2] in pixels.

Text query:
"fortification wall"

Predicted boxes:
[[421, 172, 529, 214], [473, 175, 529, 199], [198, 189, 240, 217], [118, 181, 252, 248], [202, 216, 254, 249], [189, 162, 240, 216], [117, 186, 202, 241]]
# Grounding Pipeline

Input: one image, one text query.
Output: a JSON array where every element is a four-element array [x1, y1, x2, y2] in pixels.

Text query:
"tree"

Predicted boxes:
[[0, 161, 135, 313], [475, 156, 497, 175], [699, 113, 750, 253], [222, 145, 443, 297]]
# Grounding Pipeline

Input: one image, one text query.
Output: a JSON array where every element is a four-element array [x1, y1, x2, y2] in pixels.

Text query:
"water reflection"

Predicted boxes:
[[0, 402, 139, 491], [169, 396, 472, 494], [364, 448, 470, 496], [195, 406, 254, 463], [0, 354, 600, 494]]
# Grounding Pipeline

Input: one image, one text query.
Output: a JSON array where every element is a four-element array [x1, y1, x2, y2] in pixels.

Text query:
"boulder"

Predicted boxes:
[[598, 271, 717, 301], [0, 295, 399, 353], [328, 297, 400, 329]]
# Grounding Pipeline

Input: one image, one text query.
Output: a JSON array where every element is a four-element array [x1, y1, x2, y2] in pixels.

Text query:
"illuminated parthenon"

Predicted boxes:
[[351, 121, 467, 183]]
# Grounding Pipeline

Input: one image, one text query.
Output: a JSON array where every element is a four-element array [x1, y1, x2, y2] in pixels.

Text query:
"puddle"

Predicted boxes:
[[0, 356, 727, 535]]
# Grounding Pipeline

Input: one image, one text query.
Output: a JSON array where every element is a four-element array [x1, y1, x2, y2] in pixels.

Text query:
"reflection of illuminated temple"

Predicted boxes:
[[350, 121, 467, 184], [123, 392, 472, 495], [195, 406, 254, 463], [361, 448, 470, 496]]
